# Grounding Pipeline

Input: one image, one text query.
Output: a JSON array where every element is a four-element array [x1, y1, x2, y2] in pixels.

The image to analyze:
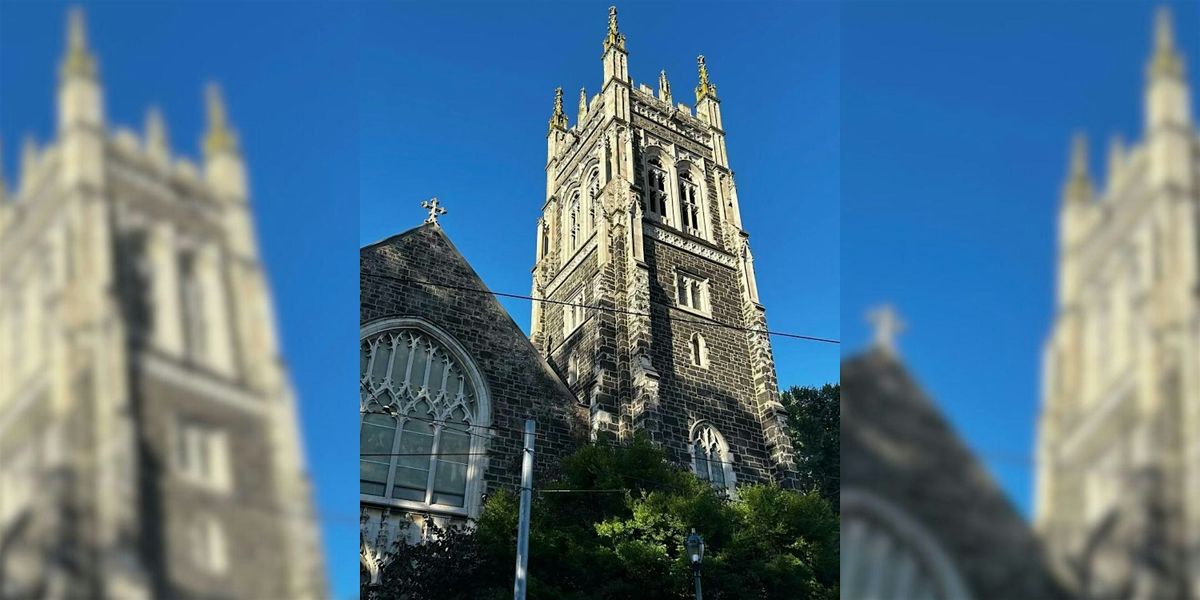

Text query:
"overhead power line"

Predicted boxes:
[[361, 272, 839, 345]]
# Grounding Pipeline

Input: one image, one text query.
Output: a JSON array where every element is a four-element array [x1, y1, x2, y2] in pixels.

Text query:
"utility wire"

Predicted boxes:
[[362, 272, 839, 345]]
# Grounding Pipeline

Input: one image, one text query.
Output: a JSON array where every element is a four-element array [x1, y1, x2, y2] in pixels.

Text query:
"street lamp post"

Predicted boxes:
[[686, 529, 705, 600]]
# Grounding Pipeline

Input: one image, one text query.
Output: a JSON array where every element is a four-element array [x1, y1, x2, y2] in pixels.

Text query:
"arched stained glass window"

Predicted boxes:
[[360, 324, 488, 514], [690, 422, 734, 491]]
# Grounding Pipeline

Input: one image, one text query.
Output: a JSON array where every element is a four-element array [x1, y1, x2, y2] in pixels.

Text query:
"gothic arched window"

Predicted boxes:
[[178, 251, 208, 362], [679, 171, 701, 236], [360, 321, 489, 516], [568, 194, 581, 254], [646, 157, 669, 222], [567, 352, 579, 385], [587, 170, 601, 236], [690, 422, 735, 491], [842, 490, 972, 600], [690, 333, 709, 368]]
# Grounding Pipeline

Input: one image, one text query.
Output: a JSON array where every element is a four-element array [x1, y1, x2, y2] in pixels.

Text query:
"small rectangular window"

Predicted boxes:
[[676, 271, 710, 314], [175, 419, 230, 492]]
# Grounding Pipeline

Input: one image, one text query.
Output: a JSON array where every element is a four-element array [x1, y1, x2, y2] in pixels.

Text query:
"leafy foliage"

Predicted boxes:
[[780, 384, 840, 507], [369, 438, 838, 599]]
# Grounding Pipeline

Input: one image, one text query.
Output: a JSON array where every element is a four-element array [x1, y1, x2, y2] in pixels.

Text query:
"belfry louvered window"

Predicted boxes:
[[360, 325, 486, 512], [647, 157, 669, 220], [679, 171, 701, 236]]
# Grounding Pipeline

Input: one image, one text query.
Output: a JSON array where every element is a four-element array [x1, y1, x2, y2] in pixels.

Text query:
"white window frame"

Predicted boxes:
[[359, 318, 492, 519], [190, 514, 229, 575], [173, 418, 231, 494], [675, 270, 711, 316]]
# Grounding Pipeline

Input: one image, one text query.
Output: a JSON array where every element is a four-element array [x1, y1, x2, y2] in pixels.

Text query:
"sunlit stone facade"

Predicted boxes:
[[0, 10, 325, 599], [1036, 9, 1200, 597], [529, 7, 798, 488]]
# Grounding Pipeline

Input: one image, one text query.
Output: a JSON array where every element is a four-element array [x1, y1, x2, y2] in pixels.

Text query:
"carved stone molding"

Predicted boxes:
[[544, 238, 597, 296], [644, 223, 737, 268]]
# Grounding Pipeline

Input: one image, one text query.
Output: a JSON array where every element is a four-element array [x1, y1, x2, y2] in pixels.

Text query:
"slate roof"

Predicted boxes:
[[842, 348, 1064, 600]]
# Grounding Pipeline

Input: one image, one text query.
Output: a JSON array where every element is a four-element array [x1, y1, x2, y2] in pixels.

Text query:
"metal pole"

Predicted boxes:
[[513, 418, 536, 600], [693, 565, 703, 600]]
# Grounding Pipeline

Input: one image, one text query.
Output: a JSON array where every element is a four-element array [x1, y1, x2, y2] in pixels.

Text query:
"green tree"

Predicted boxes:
[[370, 438, 839, 599], [780, 384, 840, 507]]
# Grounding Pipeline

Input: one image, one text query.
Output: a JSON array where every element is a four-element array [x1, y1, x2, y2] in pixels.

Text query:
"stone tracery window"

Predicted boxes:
[[842, 490, 973, 600], [179, 251, 207, 362], [360, 324, 487, 514], [676, 270, 710, 314], [646, 157, 669, 222], [587, 170, 601, 236], [568, 194, 581, 254], [679, 171, 702, 236], [690, 422, 734, 491]]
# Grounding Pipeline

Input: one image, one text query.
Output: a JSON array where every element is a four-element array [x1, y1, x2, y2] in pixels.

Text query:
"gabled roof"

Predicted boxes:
[[842, 348, 1063, 599], [361, 223, 581, 432]]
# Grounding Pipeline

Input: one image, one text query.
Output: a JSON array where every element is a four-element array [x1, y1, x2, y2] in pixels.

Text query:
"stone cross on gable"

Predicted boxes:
[[421, 197, 446, 225], [867, 304, 905, 353]]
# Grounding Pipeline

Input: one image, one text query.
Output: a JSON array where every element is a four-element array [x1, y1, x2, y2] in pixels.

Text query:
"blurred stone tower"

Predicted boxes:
[[0, 10, 326, 599], [529, 7, 798, 489], [1036, 8, 1199, 598]]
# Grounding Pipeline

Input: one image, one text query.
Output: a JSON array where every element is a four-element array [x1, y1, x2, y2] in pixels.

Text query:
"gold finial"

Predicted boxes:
[[867, 304, 906, 354], [1064, 132, 1093, 202], [549, 87, 569, 132], [1148, 6, 1184, 79], [603, 6, 626, 53], [695, 55, 718, 102], [204, 83, 239, 157], [421, 197, 447, 225], [60, 7, 97, 81]]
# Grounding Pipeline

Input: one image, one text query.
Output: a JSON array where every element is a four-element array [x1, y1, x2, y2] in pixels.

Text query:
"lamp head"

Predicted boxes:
[[686, 529, 704, 565]]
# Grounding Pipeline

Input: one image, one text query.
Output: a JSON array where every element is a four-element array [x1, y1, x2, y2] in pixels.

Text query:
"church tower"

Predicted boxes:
[[530, 7, 798, 489], [1036, 7, 1199, 597], [0, 10, 325, 598]]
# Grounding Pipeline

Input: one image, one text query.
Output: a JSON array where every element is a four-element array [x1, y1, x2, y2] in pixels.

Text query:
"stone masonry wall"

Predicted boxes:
[[360, 225, 586, 500]]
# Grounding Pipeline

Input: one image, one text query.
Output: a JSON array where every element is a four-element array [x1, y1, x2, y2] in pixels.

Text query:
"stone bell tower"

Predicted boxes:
[[0, 9, 325, 598], [1036, 7, 1200, 597], [529, 6, 798, 488]]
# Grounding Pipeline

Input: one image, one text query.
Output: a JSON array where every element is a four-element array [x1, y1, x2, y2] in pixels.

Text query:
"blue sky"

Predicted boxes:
[[841, 0, 1199, 517], [1, 3, 360, 597], [359, 1, 841, 391]]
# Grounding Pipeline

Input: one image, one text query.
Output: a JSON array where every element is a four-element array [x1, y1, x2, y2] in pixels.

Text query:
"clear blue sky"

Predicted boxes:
[[1, 3, 359, 597], [359, 1, 841, 393], [841, 1, 1199, 518]]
